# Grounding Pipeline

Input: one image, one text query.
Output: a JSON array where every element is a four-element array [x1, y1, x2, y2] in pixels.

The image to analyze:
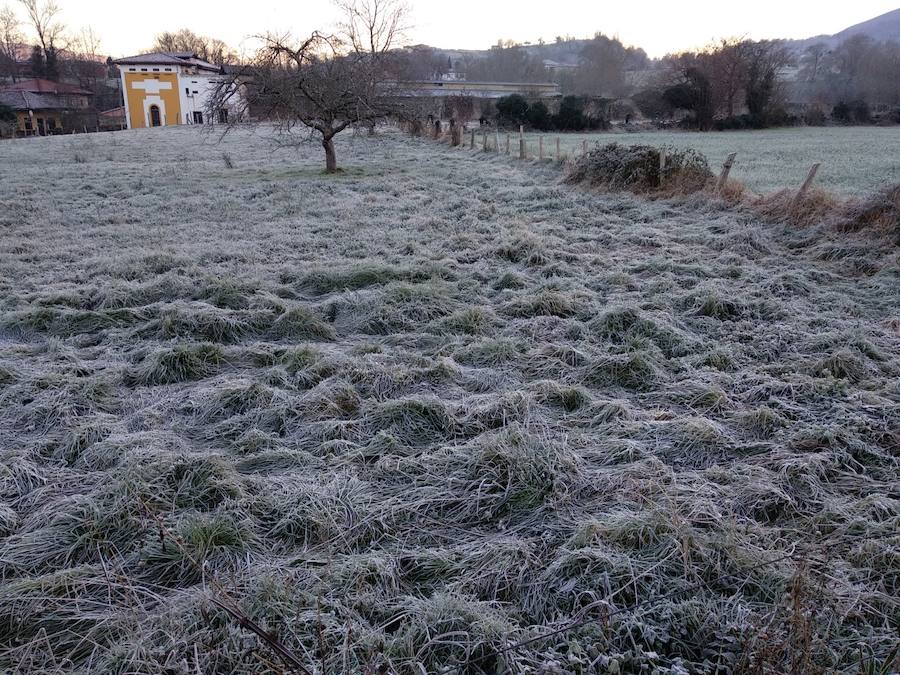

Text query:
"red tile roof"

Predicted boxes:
[[0, 78, 93, 96]]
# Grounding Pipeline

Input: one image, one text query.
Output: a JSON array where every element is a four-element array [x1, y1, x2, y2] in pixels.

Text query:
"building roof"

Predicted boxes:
[[0, 90, 72, 111], [99, 106, 125, 118], [113, 52, 222, 72], [0, 78, 93, 96]]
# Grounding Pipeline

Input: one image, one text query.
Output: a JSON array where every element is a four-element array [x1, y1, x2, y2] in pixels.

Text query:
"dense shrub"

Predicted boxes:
[[565, 143, 712, 194], [525, 100, 551, 130], [833, 100, 871, 124], [495, 94, 529, 126], [803, 107, 827, 126], [632, 88, 675, 120], [552, 95, 586, 131]]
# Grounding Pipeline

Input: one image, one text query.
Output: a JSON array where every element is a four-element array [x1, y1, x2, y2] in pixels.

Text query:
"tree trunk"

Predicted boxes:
[[323, 136, 337, 173]]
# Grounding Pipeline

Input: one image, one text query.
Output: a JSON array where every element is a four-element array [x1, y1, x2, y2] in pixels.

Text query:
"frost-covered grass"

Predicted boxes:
[[517, 126, 900, 196], [0, 125, 898, 673]]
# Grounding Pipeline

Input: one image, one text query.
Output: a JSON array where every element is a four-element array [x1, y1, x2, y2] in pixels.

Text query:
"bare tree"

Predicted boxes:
[[220, 0, 411, 173], [743, 40, 789, 125], [705, 37, 747, 118], [336, 0, 409, 58], [152, 28, 237, 65], [799, 42, 828, 83], [66, 26, 103, 90], [18, 0, 62, 53], [0, 4, 24, 81]]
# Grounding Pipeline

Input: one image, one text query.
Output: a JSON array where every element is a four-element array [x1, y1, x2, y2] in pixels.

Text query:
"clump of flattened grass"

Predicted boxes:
[[495, 234, 551, 265], [0, 492, 140, 573], [505, 289, 576, 318], [264, 475, 379, 549], [199, 278, 257, 309], [266, 345, 337, 389], [462, 391, 532, 434], [193, 381, 279, 424], [139, 511, 255, 586], [682, 290, 743, 320], [293, 264, 434, 294], [591, 399, 633, 425], [672, 416, 730, 453], [54, 417, 115, 465], [386, 593, 518, 672], [294, 379, 362, 422], [454, 337, 523, 367], [370, 396, 457, 446], [3, 306, 128, 338], [336, 282, 457, 335], [529, 380, 592, 413], [125, 343, 224, 386], [738, 406, 789, 438], [812, 349, 874, 383], [0, 565, 137, 664], [584, 351, 660, 391], [269, 306, 335, 341], [590, 306, 690, 357], [565, 507, 678, 551], [448, 424, 581, 516], [123, 455, 243, 510], [493, 270, 527, 290], [430, 307, 496, 335], [696, 349, 735, 371], [151, 304, 261, 343]]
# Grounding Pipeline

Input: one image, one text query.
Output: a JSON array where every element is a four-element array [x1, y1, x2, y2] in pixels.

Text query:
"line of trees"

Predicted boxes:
[[495, 93, 609, 131], [628, 35, 900, 130]]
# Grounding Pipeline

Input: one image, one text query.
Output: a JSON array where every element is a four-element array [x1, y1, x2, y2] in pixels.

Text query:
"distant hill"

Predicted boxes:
[[789, 8, 900, 50], [435, 9, 900, 62]]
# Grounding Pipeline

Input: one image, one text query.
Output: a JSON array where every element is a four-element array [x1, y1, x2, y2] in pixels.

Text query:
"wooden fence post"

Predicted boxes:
[[495, 128, 500, 153], [506, 134, 510, 155], [556, 137, 561, 162], [519, 125, 526, 160], [482, 131, 487, 151], [470, 129, 475, 149], [716, 152, 737, 193], [539, 136, 543, 161], [582, 139, 587, 157], [792, 163, 821, 208]]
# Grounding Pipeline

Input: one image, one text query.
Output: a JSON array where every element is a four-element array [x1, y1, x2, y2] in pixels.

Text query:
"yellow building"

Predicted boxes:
[[114, 52, 243, 129]]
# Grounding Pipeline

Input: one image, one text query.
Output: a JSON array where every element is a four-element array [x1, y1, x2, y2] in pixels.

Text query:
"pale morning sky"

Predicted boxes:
[[13, 0, 900, 58]]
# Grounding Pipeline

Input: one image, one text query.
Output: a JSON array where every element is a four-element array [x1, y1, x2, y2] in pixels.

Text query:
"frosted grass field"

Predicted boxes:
[[517, 126, 900, 196], [0, 126, 898, 673]]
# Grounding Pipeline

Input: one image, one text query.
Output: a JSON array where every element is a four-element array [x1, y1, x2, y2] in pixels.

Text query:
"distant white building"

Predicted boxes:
[[113, 52, 245, 129]]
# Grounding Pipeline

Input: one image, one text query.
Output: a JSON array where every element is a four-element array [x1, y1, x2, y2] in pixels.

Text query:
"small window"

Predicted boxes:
[[217, 109, 228, 124], [185, 87, 190, 95], [192, 90, 198, 94], [152, 67, 159, 71], [140, 67, 147, 71], [129, 67, 135, 71], [191, 80, 197, 84], [164, 67, 171, 71], [192, 111, 203, 124]]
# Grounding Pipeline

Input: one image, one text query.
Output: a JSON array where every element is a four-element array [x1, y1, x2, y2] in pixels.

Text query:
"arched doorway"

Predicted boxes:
[[149, 105, 162, 127]]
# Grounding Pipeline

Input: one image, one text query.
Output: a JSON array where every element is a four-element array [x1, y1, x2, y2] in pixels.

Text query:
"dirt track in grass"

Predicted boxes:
[[0, 126, 898, 673]]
